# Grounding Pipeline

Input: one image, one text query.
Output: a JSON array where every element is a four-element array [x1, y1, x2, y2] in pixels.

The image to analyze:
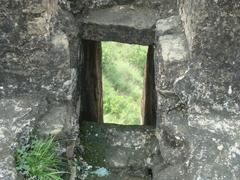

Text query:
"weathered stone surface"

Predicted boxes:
[[154, 0, 240, 179], [0, 1, 79, 101], [0, 1, 80, 179], [156, 15, 183, 36], [79, 5, 159, 45], [0, 97, 47, 180], [84, 170, 151, 180], [35, 105, 69, 137], [1, 0, 240, 179], [79, 121, 162, 179], [74, 0, 178, 17], [159, 34, 188, 62]]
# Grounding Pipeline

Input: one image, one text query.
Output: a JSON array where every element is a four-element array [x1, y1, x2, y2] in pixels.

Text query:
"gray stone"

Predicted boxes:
[[35, 105, 69, 137], [1, 0, 240, 179], [159, 34, 189, 62], [79, 5, 159, 45], [0, 97, 47, 180], [79, 121, 162, 179], [0, 1, 80, 179], [75, 0, 178, 17], [156, 16, 182, 36], [153, 0, 240, 179]]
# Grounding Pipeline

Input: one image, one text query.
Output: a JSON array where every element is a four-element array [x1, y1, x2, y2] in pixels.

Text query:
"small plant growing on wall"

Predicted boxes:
[[15, 136, 66, 180]]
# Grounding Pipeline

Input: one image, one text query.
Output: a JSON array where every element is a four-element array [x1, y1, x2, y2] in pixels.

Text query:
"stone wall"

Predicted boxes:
[[74, 0, 177, 15], [0, 0, 80, 179], [0, 0, 240, 179], [154, 0, 240, 179]]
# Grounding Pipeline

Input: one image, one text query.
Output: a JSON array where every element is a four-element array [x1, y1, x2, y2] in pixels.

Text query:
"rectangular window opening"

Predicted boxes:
[[79, 40, 157, 180], [80, 40, 156, 126]]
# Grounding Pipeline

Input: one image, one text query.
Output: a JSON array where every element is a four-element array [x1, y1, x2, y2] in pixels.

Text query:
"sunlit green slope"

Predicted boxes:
[[102, 42, 147, 125]]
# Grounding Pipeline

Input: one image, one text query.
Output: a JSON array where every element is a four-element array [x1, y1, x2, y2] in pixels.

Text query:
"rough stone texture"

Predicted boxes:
[[1, 0, 240, 179], [154, 0, 240, 180], [153, 14, 190, 180], [74, 0, 178, 17], [0, 97, 47, 179], [79, 121, 162, 179], [0, 1, 80, 179], [84, 171, 151, 180], [79, 5, 159, 45]]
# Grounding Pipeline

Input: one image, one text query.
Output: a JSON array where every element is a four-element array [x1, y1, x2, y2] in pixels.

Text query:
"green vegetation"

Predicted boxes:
[[102, 42, 147, 125], [16, 137, 65, 180]]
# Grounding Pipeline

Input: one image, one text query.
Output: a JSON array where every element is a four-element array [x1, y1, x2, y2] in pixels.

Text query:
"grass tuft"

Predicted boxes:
[[16, 136, 66, 180]]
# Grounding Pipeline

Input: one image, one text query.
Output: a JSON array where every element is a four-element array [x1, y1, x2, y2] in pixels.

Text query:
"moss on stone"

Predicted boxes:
[[80, 122, 108, 167], [81, 141, 106, 167]]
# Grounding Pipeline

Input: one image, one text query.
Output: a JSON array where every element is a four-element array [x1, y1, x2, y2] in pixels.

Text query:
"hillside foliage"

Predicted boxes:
[[102, 42, 147, 125]]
